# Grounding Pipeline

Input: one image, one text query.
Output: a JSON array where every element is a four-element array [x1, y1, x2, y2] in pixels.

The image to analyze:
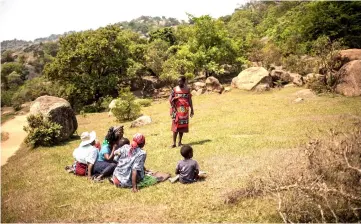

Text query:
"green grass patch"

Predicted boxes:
[[2, 87, 361, 222]]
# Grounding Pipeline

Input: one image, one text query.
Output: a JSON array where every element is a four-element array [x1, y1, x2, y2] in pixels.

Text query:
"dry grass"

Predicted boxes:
[[2, 87, 361, 222]]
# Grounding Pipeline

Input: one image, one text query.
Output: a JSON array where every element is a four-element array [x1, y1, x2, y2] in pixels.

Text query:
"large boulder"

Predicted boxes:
[[335, 49, 361, 68], [231, 77, 238, 88], [335, 60, 361, 97], [131, 115, 152, 128], [30, 96, 77, 141], [205, 76, 224, 93], [235, 67, 272, 90]]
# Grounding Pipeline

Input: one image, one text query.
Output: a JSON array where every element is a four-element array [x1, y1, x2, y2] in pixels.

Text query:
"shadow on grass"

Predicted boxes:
[[187, 139, 212, 146], [57, 134, 81, 146]]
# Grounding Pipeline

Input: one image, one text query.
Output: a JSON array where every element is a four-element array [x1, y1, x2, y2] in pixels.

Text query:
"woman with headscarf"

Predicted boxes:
[[92, 126, 124, 181], [169, 75, 194, 148], [110, 133, 147, 192]]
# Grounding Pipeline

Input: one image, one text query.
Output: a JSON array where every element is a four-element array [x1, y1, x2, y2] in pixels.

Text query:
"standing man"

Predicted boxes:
[[169, 76, 194, 148]]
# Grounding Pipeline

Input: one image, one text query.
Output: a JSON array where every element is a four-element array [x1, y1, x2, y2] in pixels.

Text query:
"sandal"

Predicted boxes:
[[170, 144, 176, 148], [178, 143, 183, 147]]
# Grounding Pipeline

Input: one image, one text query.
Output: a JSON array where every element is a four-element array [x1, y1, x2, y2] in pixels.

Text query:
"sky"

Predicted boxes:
[[0, 0, 248, 41]]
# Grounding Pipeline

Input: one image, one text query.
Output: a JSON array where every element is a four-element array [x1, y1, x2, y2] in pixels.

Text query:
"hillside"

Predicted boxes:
[[2, 87, 361, 222], [2, 1, 361, 113]]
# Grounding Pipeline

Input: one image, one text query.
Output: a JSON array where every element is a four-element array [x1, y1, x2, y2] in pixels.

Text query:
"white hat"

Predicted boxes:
[[79, 131, 96, 147]]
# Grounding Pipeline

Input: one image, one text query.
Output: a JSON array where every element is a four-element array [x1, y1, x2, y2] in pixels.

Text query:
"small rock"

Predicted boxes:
[[224, 87, 231, 92], [255, 84, 270, 92], [131, 115, 152, 128], [294, 97, 304, 103]]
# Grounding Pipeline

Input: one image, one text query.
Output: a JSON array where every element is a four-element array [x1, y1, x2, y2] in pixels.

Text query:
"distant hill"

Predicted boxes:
[[115, 16, 185, 37], [1, 16, 185, 52]]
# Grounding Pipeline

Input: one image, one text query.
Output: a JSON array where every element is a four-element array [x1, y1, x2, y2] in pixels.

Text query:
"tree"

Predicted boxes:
[[145, 39, 170, 76], [44, 25, 145, 110], [149, 27, 176, 45], [189, 15, 240, 77], [1, 50, 15, 63], [1, 62, 27, 90]]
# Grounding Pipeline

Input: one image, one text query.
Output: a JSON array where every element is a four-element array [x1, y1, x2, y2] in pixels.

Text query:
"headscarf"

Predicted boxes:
[[129, 133, 145, 157]]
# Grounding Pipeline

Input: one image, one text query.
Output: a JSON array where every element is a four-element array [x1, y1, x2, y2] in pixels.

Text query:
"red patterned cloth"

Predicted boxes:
[[169, 87, 192, 133], [75, 162, 87, 176], [129, 133, 146, 157]]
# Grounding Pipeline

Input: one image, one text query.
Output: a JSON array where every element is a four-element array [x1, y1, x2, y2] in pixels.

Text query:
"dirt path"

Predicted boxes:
[[1, 114, 28, 166]]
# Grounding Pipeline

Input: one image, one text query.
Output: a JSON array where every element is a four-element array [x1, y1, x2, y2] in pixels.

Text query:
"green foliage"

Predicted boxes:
[[7, 71, 23, 88], [135, 98, 152, 107], [44, 25, 145, 109], [24, 114, 62, 148], [111, 88, 141, 122], [1, 90, 15, 107], [149, 27, 176, 45], [1, 50, 15, 63], [11, 77, 56, 106], [100, 96, 114, 111], [1, 62, 27, 90], [145, 39, 170, 76]]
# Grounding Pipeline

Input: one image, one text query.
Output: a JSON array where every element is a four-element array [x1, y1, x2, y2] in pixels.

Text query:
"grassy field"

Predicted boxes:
[[2, 87, 361, 222]]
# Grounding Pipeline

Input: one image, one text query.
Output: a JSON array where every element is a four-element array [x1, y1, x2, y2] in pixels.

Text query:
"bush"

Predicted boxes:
[[1, 90, 14, 107], [23, 114, 62, 148], [135, 98, 152, 107], [100, 96, 113, 111], [111, 88, 141, 122], [11, 77, 57, 106]]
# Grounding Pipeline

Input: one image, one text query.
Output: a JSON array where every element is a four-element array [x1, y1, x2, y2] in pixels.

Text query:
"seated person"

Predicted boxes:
[[72, 131, 98, 179], [114, 138, 130, 162], [93, 126, 124, 181], [175, 145, 200, 184], [110, 133, 147, 193]]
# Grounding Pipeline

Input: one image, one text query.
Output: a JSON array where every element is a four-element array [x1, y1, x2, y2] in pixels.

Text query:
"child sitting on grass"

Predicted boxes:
[[175, 145, 200, 184]]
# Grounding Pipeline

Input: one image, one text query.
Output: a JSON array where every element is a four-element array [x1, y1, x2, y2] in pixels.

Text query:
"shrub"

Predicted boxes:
[[111, 88, 141, 122], [135, 98, 152, 107], [11, 77, 56, 106], [100, 96, 114, 111], [23, 114, 62, 148], [1, 90, 14, 107]]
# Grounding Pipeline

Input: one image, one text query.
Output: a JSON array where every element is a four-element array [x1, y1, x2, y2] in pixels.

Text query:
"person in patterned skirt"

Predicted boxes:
[[169, 76, 194, 148]]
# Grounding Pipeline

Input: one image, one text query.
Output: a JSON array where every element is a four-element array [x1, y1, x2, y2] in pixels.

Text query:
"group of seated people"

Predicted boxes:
[[66, 125, 201, 192]]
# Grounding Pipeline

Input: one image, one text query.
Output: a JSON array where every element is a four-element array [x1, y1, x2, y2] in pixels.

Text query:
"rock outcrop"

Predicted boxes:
[[234, 67, 272, 90], [205, 76, 224, 93], [335, 60, 361, 96]]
